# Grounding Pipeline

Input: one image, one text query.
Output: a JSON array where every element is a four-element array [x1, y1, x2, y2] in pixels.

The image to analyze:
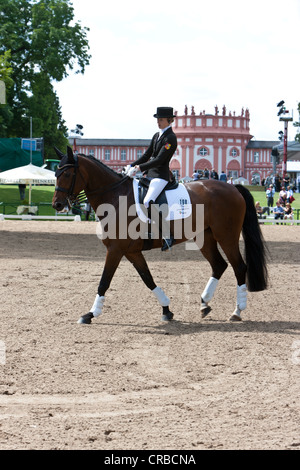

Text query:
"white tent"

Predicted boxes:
[[0, 163, 56, 204], [233, 177, 249, 185]]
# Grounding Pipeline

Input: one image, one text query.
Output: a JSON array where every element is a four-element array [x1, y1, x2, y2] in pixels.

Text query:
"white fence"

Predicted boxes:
[[0, 214, 81, 221]]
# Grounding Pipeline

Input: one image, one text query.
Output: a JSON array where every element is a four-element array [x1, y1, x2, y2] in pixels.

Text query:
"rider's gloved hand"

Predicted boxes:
[[123, 165, 137, 178]]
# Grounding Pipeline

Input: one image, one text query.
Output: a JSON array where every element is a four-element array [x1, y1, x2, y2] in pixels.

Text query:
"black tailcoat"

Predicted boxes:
[[132, 127, 177, 181]]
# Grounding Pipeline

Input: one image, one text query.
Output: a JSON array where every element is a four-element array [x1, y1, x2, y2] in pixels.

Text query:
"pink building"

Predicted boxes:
[[70, 105, 280, 183]]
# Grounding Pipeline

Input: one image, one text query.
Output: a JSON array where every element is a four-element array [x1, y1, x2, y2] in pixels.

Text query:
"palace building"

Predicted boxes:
[[70, 105, 281, 183]]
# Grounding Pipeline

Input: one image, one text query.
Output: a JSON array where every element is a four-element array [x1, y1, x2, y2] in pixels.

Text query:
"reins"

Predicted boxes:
[[55, 154, 130, 204]]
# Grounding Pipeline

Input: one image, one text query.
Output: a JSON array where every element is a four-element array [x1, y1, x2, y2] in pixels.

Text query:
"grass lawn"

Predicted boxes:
[[0, 185, 57, 216], [250, 188, 300, 217], [0, 183, 299, 219]]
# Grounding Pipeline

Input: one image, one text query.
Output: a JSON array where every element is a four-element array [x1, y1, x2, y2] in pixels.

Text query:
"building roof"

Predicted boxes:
[[69, 138, 151, 147], [246, 140, 279, 149], [276, 140, 300, 161]]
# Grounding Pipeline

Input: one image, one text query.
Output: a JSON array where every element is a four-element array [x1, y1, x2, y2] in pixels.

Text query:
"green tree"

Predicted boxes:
[[0, 0, 90, 155], [0, 50, 14, 137]]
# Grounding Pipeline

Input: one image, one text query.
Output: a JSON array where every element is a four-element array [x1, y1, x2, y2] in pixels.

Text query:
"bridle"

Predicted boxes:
[[55, 154, 82, 205], [55, 153, 130, 207]]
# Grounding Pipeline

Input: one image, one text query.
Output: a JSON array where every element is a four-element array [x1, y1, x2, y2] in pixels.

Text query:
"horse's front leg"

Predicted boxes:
[[125, 251, 173, 321], [78, 249, 123, 324]]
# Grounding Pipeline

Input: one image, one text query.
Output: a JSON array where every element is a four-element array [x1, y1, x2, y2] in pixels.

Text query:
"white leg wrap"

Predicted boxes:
[[90, 294, 105, 317], [237, 284, 247, 310], [201, 277, 219, 303], [152, 286, 170, 307]]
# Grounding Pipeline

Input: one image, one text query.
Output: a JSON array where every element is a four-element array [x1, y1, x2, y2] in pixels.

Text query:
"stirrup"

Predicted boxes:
[[161, 236, 174, 251]]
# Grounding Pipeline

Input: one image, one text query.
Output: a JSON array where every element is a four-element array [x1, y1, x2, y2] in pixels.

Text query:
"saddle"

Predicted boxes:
[[137, 176, 178, 207]]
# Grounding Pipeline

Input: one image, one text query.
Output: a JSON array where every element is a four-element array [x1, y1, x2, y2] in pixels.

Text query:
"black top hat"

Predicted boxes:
[[153, 107, 175, 118]]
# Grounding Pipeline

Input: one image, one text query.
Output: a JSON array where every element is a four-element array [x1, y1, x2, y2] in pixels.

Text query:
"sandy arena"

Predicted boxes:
[[0, 220, 299, 450]]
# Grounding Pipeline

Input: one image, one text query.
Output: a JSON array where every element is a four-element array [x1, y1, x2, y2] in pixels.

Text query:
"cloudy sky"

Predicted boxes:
[[53, 0, 300, 142]]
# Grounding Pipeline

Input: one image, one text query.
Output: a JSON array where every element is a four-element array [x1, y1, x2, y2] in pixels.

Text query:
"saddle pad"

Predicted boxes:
[[133, 178, 192, 222]]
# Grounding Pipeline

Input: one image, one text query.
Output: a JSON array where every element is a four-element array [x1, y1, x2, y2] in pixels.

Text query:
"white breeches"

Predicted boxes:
[[143, 178, 168, 209]]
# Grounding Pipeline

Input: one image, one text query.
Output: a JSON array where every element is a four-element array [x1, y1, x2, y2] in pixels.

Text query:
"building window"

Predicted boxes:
[[121, 150, 126, 161], [199, 147, 208, 157], [230, 148, 238, 157], [253, 151, 260, 163], [137, 150, 143, 159], [89, 149, 94, 157], [105, 149, 110, 161]]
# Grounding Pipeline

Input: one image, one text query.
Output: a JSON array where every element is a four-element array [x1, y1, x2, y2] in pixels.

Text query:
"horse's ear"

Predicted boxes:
[[54, 146, 65, 160], [67, 146, 75, 164]]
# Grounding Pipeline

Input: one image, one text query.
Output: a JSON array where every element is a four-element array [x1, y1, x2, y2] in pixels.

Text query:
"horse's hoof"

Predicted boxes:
[[77, 312, 94, 324], [161, 312, 173, 321], [229, 314, 242, 322], [201, 305, 212, 318], [161, 306, 174, 321]]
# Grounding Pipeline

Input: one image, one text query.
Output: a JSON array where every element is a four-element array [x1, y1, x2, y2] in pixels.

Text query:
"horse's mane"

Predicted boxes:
[[77, 153, 124, 179]]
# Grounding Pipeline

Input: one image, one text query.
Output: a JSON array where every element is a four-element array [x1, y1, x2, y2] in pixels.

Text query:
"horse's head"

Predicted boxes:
[[52, 146, 83, 212]]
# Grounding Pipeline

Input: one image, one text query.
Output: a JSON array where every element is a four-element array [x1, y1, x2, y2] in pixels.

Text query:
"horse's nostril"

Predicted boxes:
[[53, 201, 64, 211]]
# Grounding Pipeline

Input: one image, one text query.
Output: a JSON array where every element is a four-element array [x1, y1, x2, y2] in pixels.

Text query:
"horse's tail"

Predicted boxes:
[[235, 184, 268, 291]]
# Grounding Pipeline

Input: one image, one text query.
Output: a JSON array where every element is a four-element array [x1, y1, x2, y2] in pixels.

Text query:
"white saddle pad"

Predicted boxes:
[[133, 179, 192, 222]]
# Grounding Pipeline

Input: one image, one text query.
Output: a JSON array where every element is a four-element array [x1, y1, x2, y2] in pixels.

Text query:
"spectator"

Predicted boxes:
[[192, 170, 200, 181], [219, 170, 227, 182], [266, 184, 275, 209], [284, 203, 294, 223], [264, 176, 272, 189], [283, 174, 290, 190], [286, 186, 294, 203], [273, 201, 285, 224], [18, 184, 26, 200], [210, 168, 218, 180], [203, 167, 209, 179], [279, 187, 287, 207], [255, 201, 269, 218], [227, 176, 234, 184], [274, 174, 282, 192]]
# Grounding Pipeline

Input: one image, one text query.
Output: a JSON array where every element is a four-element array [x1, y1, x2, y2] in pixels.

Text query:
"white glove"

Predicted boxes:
[[127, 166, 137, 178], [123, 165, 137, 178], [122, 164, 132, 175]]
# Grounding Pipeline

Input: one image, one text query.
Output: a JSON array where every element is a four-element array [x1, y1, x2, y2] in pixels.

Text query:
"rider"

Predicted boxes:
[[125, 107, 177, 250]]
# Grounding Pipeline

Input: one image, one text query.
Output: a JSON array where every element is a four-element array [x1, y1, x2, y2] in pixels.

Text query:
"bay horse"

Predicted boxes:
[[52, 146, 268, 324]]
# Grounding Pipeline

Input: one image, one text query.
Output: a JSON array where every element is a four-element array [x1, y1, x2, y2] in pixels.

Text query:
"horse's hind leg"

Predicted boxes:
[[125, 251, 173, 321], [200, 228, 228, 317], [217, 237, 247, 321]]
